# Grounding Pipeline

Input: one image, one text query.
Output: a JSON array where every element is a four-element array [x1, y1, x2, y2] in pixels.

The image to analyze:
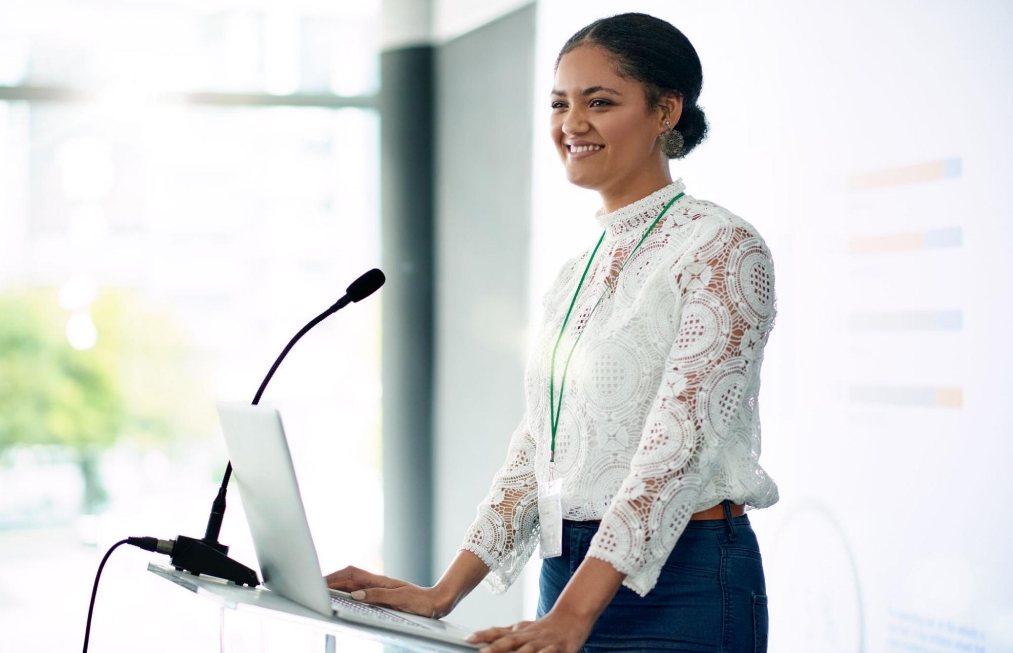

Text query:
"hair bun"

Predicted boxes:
[[672, 104, 709, 160]]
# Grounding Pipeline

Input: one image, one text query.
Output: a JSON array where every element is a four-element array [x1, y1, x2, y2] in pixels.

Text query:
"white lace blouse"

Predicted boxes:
[[459, 179, 779, 597]]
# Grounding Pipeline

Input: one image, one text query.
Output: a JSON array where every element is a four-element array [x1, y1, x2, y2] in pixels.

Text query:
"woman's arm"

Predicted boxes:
[[430, 549, 493, 616], [329, 412, 539, 618], [583, 223, 776, 597], [458, 422, 541, 592], [549, 556, 625, 624], [327, 549, 490, 619], [466, 557, 625, 653]]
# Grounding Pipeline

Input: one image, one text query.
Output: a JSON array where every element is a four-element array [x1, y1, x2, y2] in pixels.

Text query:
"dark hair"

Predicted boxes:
[[555, 13, 710, 159]]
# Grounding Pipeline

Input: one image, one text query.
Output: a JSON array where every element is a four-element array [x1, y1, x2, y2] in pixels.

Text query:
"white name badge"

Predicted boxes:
[[538, 478, 563, 559]]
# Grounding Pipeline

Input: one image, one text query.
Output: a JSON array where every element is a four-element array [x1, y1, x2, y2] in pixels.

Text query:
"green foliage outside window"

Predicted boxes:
[[0, 287, 210, 514]]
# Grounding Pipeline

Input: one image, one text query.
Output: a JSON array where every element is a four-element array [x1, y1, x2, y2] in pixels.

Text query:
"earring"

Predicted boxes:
[[661, 126, 685, 157]]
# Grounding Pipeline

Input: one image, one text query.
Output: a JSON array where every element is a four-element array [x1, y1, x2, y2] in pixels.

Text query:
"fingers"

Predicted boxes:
[[467, 622, 567, 653], [515, 644, 552, 653], [324, 566, 401, 591], [328, 579, 367, 592], [328, 576, 388, 593], [477, 633, 530, 653], [324, 565, 360, 588], [350, 587, 429, 617], [350, 587, 400, 606], [467, 626, 513, 644]]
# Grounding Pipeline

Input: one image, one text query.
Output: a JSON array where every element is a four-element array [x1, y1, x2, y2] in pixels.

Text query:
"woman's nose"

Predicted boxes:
[[561, 107, 588, 135]]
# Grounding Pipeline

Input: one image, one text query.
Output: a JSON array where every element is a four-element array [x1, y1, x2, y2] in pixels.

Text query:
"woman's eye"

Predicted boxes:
[[551, 102, 567, 109], [589, 99, 610, 108]]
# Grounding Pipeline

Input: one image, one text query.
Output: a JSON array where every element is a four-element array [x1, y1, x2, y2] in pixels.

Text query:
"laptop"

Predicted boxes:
[[216, 402, 479, 649]]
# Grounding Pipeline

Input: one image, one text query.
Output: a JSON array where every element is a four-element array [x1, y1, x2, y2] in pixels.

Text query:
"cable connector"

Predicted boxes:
[[126, 536, 175, 556]]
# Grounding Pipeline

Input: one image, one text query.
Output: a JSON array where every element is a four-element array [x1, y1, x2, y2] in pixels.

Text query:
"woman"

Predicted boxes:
[[327, 12, 778, 653]]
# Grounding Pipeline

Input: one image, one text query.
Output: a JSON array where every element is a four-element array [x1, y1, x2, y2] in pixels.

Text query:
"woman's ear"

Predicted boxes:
[[660, 93, 684, 131]]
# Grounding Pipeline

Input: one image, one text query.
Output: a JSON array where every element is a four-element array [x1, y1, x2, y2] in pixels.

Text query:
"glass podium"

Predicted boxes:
[[148, 564, 477, 653]]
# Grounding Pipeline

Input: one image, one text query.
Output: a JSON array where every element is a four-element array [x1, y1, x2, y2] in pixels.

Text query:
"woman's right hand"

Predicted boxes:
[[325, 566, 451, 619], [326, 550, 490, 621]]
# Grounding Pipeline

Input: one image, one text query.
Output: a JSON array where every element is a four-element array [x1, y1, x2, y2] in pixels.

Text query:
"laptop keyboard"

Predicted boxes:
[[331, 595, 433, 631]]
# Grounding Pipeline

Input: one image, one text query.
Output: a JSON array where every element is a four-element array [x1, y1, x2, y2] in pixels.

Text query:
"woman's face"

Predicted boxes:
[[551, 45, 676, 193]]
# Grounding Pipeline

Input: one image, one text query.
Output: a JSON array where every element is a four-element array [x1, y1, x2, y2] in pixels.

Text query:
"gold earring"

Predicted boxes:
[[661, 123, 685, 157]]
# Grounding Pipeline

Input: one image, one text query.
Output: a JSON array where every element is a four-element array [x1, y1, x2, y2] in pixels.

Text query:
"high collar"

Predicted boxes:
[[594, 179, 687, 239]]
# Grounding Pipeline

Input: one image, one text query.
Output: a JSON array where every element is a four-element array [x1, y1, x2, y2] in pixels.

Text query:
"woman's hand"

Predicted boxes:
[[465, 608, 595, 653], [327, 550, 491, 621], [466, 555, 624, 652], [325, 566, 451, 619]]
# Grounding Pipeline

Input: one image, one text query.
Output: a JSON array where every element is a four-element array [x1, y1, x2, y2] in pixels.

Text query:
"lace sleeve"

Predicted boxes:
[[586, 220, 776, 597], [459, 414, 540, 594]]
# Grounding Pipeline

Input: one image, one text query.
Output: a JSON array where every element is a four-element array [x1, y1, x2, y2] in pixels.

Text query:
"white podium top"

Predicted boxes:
[[148, 564, 477, 652]]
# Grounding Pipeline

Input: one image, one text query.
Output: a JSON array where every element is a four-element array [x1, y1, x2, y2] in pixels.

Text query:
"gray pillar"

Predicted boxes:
[[431, 5, 536, 627], [380, 45, 436, 586]]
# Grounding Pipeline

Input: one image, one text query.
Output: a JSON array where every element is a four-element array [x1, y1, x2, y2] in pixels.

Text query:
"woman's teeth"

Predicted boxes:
[[569, 144, 603, 153]]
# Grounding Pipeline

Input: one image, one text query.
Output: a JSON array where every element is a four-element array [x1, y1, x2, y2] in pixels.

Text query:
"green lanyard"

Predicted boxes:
[[548, 191, 684, 464]]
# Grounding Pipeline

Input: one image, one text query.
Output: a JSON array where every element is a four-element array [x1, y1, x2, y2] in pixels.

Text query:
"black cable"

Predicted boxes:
[[83, 538, 128, 653], [83, 536, 172, 653]]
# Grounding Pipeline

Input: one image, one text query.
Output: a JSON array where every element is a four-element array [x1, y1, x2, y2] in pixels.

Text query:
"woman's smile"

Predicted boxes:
[[566, 141, 606, 159]]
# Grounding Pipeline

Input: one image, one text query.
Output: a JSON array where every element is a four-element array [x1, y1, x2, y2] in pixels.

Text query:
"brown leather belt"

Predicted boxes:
[[690, 502, 745, 521], [577, 502, 745, 526]]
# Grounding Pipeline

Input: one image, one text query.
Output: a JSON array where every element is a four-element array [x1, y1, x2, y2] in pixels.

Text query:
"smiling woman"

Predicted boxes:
[[548, 17, 709, 215], [550, 47, 681, 212], [327, 12, 776, 653]]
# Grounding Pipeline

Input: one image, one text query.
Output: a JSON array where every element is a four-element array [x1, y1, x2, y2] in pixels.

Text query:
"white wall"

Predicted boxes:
[[431, 0, 532, 43], [382, 0, 532, 48], [380, 0, 432, 49], [531, 1, 1013, 652]]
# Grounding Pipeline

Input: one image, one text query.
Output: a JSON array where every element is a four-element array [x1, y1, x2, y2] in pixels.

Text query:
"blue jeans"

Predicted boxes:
[[537, 501, 768, 653]]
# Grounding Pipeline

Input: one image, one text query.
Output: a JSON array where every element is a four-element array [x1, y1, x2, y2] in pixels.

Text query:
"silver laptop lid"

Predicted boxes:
[[216, 402, 333, 616]]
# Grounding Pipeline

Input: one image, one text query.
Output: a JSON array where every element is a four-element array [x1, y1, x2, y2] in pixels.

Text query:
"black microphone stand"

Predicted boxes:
[[168, 269, 385, 586]]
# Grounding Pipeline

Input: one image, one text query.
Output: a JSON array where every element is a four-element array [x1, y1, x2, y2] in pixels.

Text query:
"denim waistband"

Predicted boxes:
[[564, 501, 748, 539], [564, 516, 749, 529]]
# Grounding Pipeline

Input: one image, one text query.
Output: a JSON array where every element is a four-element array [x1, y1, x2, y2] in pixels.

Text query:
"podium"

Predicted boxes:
[[148, 564, 477, 652]]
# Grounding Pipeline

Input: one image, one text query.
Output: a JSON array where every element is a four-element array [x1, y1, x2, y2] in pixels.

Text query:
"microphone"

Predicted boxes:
[[343, 267, 386, 304], [168, 268, 386, 586]]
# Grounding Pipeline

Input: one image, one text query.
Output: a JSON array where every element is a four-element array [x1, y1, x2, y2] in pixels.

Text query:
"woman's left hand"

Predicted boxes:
[[466, 608, 594, 653]]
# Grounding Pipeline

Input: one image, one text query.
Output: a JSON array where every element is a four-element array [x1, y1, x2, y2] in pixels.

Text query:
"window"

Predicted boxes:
[[0, 2, 382, 650]]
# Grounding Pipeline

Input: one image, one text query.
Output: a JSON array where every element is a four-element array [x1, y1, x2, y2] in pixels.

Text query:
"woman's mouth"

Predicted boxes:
[[567, 143, 604, 159]]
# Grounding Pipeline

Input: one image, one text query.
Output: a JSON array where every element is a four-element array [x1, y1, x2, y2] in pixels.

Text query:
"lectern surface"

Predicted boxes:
[[148, 564, 477, 653]]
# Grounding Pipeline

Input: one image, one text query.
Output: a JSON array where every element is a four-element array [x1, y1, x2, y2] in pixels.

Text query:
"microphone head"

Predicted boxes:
[[346, 268, 386, 302]]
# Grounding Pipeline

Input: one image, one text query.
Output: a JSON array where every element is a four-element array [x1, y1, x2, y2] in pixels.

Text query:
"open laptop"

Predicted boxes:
[[216, 402, 479, 649]]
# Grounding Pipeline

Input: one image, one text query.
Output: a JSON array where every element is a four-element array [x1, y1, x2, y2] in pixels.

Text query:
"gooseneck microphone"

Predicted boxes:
[[168, 267, 386, 586], [82, 269, 386, 653]]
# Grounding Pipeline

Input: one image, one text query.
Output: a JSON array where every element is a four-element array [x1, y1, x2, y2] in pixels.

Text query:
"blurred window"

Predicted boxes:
[[0, 2, 382, 651]]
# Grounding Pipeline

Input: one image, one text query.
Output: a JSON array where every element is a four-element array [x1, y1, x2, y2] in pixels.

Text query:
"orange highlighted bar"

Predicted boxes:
[[846, 157, 961, 191], [850, 232, 923, 255], [849, 227, 961, 256], [849, 385, 963, 408], [935, 388, 963, 408]]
